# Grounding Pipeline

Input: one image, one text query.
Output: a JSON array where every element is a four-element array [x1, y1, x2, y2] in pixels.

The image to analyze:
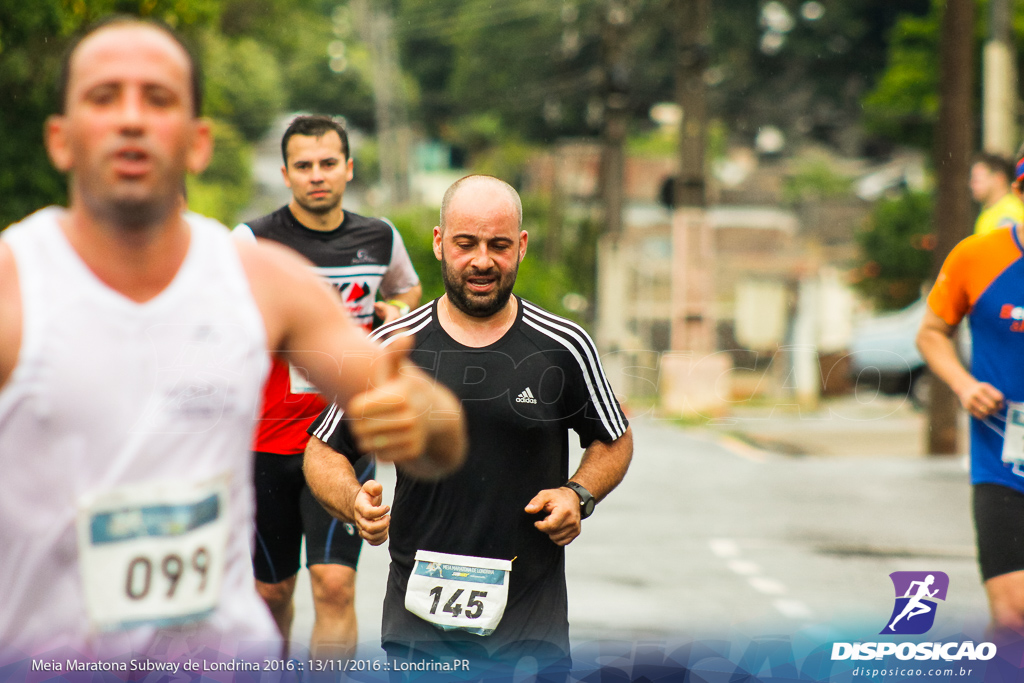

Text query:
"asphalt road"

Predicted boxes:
[[285, 414, 988, 661]]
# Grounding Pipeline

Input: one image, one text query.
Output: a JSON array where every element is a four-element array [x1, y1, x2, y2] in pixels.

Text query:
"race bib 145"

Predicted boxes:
[[405, 550, 512, 637]]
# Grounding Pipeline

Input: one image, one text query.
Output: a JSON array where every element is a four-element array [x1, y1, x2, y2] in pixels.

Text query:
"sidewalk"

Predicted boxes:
[[699, 395, 970, 458]]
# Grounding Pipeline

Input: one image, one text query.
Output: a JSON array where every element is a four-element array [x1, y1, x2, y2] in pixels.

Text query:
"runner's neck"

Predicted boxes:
[[438, 295, 517, 348], [59, 203, 191, 303], [288, 199, 344, 232]]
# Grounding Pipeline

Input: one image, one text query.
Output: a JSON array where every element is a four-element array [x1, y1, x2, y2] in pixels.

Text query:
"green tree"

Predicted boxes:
[[202, 31, 286, 141], [277, 9, 376, 131], [216, 0, 378, 130], [395, 0, 931, 155], [861, 4, 944, 149], [186, 119, 252, 225], [782, 158, 854, 205], [0, 0, 381, 231], [854, 190, 934, 310], [861, 0, 1024, 151], [0, 0, 219, 229]]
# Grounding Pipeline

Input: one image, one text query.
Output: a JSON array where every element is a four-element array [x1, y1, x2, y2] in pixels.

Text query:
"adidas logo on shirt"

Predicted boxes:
[[516, 387, 538, 404]]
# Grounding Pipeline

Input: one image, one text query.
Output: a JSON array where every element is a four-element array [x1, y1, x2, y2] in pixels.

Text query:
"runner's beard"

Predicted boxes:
[[442, 254, 518, 318], [81, 183, 179, 232]]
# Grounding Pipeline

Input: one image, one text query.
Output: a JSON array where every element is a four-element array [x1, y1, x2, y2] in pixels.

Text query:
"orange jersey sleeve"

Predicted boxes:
[[927, 230, 1021, 326]]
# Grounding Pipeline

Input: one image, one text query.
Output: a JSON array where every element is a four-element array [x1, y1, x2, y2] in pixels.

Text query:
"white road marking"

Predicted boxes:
[[710, 538, 814, 622], [726, 560, 761, 576], [709, 538, 741, 559], [749, 577, 787, 595], [773, 599, 814, 619]]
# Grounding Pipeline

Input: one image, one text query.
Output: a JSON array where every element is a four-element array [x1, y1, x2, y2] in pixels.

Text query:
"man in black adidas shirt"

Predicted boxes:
[[233, 116, 421, 658], [305, 175, 633, 680]]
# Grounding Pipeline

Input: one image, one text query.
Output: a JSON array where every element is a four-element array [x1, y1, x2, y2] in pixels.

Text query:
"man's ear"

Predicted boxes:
[[518, 230, 529, 262], [432, 226, 443, 261], [185, 117, 214, 175], [45, 115, 73, 172]]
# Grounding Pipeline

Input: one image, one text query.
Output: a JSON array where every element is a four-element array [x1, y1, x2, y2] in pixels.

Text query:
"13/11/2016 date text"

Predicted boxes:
[[304, 659, 474, 672]]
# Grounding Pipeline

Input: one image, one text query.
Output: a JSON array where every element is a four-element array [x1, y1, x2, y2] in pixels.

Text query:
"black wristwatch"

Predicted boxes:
[[564, 481, 595, 519]]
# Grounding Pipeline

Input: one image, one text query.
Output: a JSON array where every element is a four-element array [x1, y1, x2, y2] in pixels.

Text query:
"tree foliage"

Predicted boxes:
[[0, 0, 219, 229], [861, 12, 941, 149], [0, 0, 966, 230], [853, 191, 934, 310], [394, 0, 930, 157], [202, 31, 285, 141], [278, 8, 376, 131], [782, 158, 854, 205], [709, 0, 929, 153], [862, 0, 1024, 152], [187, 119, 252, 224], [0, 0, 382, 228]]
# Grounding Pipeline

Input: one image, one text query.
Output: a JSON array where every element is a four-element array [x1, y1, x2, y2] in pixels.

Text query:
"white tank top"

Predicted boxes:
[[0, 208, 278, 658]]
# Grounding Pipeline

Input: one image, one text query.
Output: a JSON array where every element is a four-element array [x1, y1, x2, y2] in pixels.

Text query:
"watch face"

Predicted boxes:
[[567, 482, 595, 518]]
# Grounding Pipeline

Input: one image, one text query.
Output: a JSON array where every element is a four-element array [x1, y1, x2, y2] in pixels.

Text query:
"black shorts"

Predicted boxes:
[[252, 451, 374, 584], [973, 483, 1024, 581]]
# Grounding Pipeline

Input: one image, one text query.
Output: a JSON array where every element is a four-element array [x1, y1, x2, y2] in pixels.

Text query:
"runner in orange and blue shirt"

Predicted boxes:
[[918, 156, 1024, 635]]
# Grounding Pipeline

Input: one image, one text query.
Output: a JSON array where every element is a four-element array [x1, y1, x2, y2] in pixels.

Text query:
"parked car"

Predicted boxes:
[[847, 298, 971, 409]]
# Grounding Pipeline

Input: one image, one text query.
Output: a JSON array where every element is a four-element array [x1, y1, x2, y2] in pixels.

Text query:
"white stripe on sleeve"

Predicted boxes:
[[522, 302, 626, 433], [522, 312, 625, 440]]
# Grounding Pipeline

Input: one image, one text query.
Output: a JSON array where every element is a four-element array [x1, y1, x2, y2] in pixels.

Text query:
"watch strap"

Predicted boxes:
[[564, 481, 595, 519]]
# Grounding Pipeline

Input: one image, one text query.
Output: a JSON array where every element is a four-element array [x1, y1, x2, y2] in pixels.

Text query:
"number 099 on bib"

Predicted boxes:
[[76, 476, 230, 631]]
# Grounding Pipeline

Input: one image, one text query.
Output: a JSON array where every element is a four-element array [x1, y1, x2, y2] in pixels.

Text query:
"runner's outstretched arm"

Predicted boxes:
[[0, 242, 21, 390], [917, 308, 1004, 419], [236, 238, 467, 475], [526, 426, 633, 547]]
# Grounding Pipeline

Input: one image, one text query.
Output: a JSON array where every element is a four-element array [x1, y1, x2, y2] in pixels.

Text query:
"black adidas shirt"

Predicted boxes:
[[309, 297, 628, 657], [235, 205, 418, 329]]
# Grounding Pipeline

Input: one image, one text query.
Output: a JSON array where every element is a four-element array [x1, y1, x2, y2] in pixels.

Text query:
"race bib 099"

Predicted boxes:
[[76, 476, 230, 631], [405, 550, 512, 637]]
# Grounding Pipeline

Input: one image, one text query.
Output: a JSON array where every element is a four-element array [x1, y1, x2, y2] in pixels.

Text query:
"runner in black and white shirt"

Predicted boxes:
[[232, 115, 420, 659], [304, 175, 633, 680], [234, 209, 419, 332]]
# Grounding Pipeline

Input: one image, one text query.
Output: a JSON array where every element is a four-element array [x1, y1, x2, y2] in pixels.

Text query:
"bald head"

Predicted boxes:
[[439, 175, 523, 233], [433, 175, 527, 319], [59, 17, 202, 117], [45, 16, 213, 231]]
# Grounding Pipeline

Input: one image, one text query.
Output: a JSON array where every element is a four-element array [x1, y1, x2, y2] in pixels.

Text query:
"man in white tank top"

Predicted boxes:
[[0, 17, 465, 662]]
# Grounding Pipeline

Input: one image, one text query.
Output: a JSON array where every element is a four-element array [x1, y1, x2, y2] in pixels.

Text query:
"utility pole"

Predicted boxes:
[[983, 0, 1016, 156], [928, 0, 975, 455], [670, 0, 712, 353], [674, 0, 707, 210], [595, 0, 631, 396], [598, 0, 630, 239], [660, 0, 729, 416], [352, 0, 410, 206]]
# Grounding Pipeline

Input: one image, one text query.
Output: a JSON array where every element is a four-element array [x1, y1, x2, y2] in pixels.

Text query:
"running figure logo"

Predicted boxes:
[[881, 571, 949, 635]]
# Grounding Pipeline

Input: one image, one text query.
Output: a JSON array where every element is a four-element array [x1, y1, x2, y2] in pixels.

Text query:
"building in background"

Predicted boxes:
[[526, 141, 926, 415]]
